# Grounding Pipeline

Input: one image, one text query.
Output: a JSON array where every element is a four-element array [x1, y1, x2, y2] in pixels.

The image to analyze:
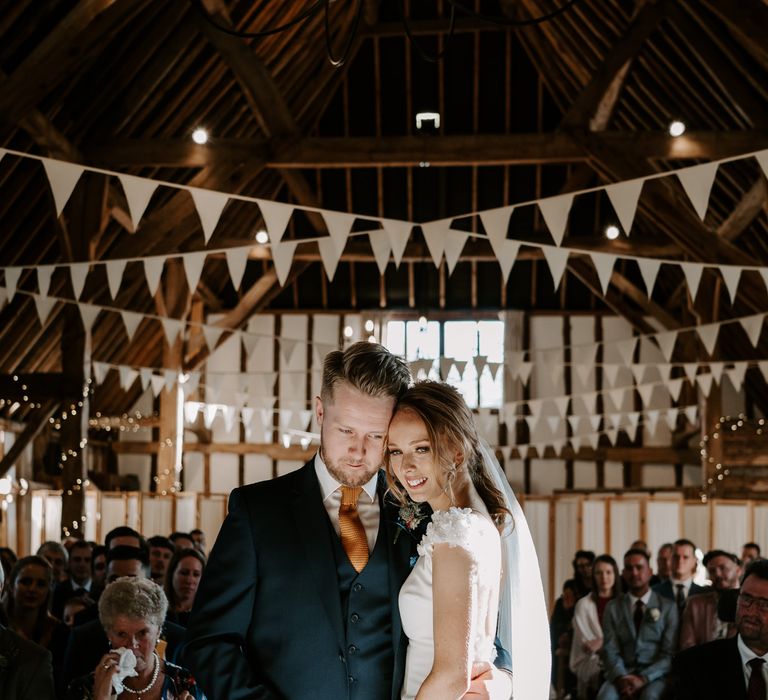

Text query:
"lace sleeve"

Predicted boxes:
[[417, 507, 476, 556]]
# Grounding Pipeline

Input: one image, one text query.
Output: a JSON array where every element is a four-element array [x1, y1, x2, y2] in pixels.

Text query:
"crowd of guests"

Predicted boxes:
[[550, 540, 764, 699], [0, 527, 207, 699]]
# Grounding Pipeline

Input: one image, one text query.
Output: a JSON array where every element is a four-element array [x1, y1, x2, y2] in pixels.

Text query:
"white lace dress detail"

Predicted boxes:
[[399, 507, 501, 700]]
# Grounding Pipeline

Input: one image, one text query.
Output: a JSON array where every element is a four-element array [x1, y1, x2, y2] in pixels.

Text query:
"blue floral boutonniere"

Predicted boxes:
[[394, 501, 428, 544]]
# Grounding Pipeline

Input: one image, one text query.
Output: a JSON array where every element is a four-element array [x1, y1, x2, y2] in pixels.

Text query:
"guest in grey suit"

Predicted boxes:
[[598, 548, 678, 700]]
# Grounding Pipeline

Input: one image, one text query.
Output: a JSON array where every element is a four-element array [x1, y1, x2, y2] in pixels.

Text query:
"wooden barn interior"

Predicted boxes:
[[1, 0, 768, 608]]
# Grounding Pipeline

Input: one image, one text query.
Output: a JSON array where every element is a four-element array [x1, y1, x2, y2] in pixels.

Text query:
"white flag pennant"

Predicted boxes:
[[139, 368, 153, 392], [546, 416, 560, 434], [721, 266, 742, 304], [280, 338, 299, 365], [524, 415, 540, 434], [605, 428, 619, 446], [454, 360, 467, 378], [684, 405, 698, 425], [517, 444, 529, 460], [121, 311, 143, 341], [538, 193, 574, 246], [589, 414, 602, 433], [630, 363, 646, 384], [696, 372, 714, 397], [567, 415, 581, 433], [240, 406, 255, 429], [439, 357, 455, 380], [587, 433, 600, 451], [321, 211, 356, 253], [117, 174, 157, 232], [726, 362, 748, 391], [474, 355, 488, 377], [615, 336, 638, 366], [33, 294, 56, 326], [683, 363, 698, 383], [380, 219, 412, 268], [182, 252, 206, 292], [202, 324, 225, 351], [709, 362, 725, 384], [78, 303, 101, 332], [657, 363, 673, 382], [696, 323, 719, 356], [739, 314, 764, 347], [677, 161, 718, 220], [496, 240, 520, 284], [602, 363, 620, 387], [590, 252, 616, 296], [759, 361, 768, 383], [225, 247, 250, 290], [36, 265, 54, 297], [5, 267, 21, 299], [480, 206, 514, 256], [756, 150, 768, 179], [184, 401, 200, 424], [605, 178, 644, 235], [69, 262, 89, 299], [421, 219, 451, 268], [203, 404, 218, 429], [257, 199, 294, 244], [222, 406, 237, 433], [150, 373, 166, 397], [665, 407, 679, 431], [518, 362, 533, 385], [637, 258, 661, 297], [164, 369, 177, 388], [607, 388, 626, 411], [92, 361, 110, 385], [667, 377, 684, 402], [105, 259, 127, 299], [444, 230, 468, 275], [654, 330, 678, 362], [528, 399, 544, 418], [318, 236, 345, 282], [637, 383, 654, 406], [41, 158, 83, 217], [574, 362, 593, 386], [271, 240, 298, 286], [143, 257, 164, 297], [118, 366, 138, 391], [368, 230, 392, 275], [189, 187, 229, 243], [554, 396, 570, 418], [680, 262, 704, 300], [541, 245, 570, 290], [580, 393, 597, 415], [570, 436, 582, 453], [645, 409, 660, 436], [161, 317, 183, 346]]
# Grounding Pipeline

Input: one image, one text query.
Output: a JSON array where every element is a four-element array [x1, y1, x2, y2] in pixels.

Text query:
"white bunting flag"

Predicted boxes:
[[683, 363, 698, 383], [494, 240, 520, 284], [257, 199, 294, 244], [69, 262, 89, 299], [150, 373, 166, 397], [182, 252, 206, 292], [696, 372, 713, 397], [322, 211, 356, 253], [589, 414, 602, 433], [202, 324, 224, 351], [280, 338, 299, 365], [240, 406, 255, 430], [380, 219, 412, 268], [222, 406, 237, 434], [118, 366, 138, 391], [161, 318, 183, 346], [570, 436, 582, 452], [189, 187, 229, 243], [541, 245, 570, 290], [696, 323, 719, 356], [36, 265, 54, 297], [528, 399, 543, 418], [203, 404, 217, 429], [33, 294, 56, 326], [630, 363, 646, 384], [546, 416, 560, 434], [105, 259, 127, 299], [554, 396, 570, 418], [607, 388, 626, 412], [616, 336, 638, 366], [444, 230, 468, 275], [721, 266, 742, 304], [421, 220, 451, 268], [605, 428, 618, 446], [524, 415, 540, 434], [654, 330, 678, 362], [240, 333, 260, 360], [756, 150, 768, 179], [78, 303, 100, 332], [439, 357, 455, 380], [5, 267, 20, 299], [41, 158, 83, 217], [225, 247, 250, 290], [121, 311, 142, 341], [680, 262, 704, 300], [139, 368, 153, 392], [184, 401, 200, 424], [709, 362, 724, 384], [518, 362, 533, 385], [602, 363, 620, 387], [271, 240, 298, 286], [605, 178, 644, 235], [92, 362, 110, 385], [143, 257, 164, 297], [118, 174, 157, 231], [665, 407, 679, 431], [479, 206, 513, 256], [587, 433, 600, 451], [739, 314, 763, 347], [368, 231, 392, 275], [684, 405, 698, 425], [538, 193, 574, 246], [568, 415, 581, 433], [667, 378, 684, 402], [759, 361, 768, 383], [574, 362, 592, 386], [726, 362, 748, 391], [517, 444, 529, 461], [637, 383, 654, 406], [579, 393, 596, 415], [657, 364, 672, 382], [163, 370, 177, 389], [454, 360, 467, 378], [677, 162, 718, 220], [318, 236, 345, 281], [590, 252, 616, 295], [637, 258, 661, 296], [645, 409, 660, 436]]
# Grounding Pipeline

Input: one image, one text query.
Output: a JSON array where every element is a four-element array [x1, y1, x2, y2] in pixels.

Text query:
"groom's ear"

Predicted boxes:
[[315, 395, 324, 426]]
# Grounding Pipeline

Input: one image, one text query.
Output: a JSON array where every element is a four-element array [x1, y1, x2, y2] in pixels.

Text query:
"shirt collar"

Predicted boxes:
[[314, 452, 378, 504], [629, 589, 653, 607], [671, 577, 693, 591], [738, 633, 768, 666]]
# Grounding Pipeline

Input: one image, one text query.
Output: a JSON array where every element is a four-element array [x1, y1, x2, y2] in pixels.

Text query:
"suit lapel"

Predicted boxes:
[[289, 463, 346, 653], [623, 595, 638, 640]]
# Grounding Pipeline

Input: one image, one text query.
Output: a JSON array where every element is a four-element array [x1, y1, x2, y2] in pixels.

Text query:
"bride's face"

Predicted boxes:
[[387, 409, 451, 511]]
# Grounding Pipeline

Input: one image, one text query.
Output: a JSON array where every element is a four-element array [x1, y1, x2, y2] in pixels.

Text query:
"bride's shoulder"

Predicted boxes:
[[419, 507, 497, 555]]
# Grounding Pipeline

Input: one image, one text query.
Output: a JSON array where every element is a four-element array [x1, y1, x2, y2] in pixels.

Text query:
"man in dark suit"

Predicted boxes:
[[672, 558, 768, 699], [51, 539, 93, 619], [598, 548, 678, 700], [184, 342, 513, 700], [653, 539, 706, 614]]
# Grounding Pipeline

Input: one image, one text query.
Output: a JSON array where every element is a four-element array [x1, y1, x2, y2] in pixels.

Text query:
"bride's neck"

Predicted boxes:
[[429, 471, 480, 513]]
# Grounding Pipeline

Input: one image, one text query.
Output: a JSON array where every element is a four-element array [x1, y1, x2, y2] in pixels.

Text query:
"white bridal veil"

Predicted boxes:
[[479, 442, 551, 700]]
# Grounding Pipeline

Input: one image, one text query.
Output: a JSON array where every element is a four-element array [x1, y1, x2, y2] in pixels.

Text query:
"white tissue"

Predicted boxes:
[[111, 647, 138, 695]]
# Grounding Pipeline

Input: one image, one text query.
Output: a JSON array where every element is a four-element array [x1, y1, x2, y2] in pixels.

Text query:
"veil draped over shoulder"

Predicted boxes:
[[479, 441, 551, 700]]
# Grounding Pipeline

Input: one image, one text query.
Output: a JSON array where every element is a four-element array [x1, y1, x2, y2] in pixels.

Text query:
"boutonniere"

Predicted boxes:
[[393, 501, 428, 543], [647, 607, 661, 622]]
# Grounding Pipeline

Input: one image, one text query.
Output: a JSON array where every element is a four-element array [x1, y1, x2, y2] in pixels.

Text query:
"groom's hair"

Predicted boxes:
[[321, 341, 410, 403]]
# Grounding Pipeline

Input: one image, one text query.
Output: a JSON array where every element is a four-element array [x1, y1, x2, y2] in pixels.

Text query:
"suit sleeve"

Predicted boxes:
[[600, 602, 628, 681], [677, 597, 696, 651], [20, 647, 56, 700], [182, 488, 282, 700], [640, 603, 678, 683]]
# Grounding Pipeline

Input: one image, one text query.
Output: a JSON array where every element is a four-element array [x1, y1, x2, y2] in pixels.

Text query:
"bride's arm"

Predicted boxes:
[[415, 542, 475, 700]]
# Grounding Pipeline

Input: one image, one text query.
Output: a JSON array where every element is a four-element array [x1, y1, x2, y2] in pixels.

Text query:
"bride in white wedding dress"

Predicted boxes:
[[386, 381, 550, 700]]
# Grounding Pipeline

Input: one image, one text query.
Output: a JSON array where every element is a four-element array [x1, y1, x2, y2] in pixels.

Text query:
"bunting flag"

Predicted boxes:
[[182, 252, 206, 292], [721, 266, 741, 305], [667, 378, 684, 402], [184, 401, 200, 424], [739, 314, 763, 347], [645, 409, 660, 436], [37, 266, 54, 297], [680, 262, 704, 300], [189, 187, 229, 243], [121, 311, 143, 341], [637, 258, 661, 296], [161, 317, 183, 346], [257, 199, 294, 244], [380, 219, 412, 267], [368, 231, 392, 275], [696, 372, 713, 397], [139, 368, 153, 392], [683, 405, 698, 424], [202, 324, 225, 351], [677, 162, 718, 220], [322, 211, 356, 253], [317, 236, 345, 281], [602, 363, 620, 387], [118, 366, 138, 391], [78, 303, 100, 332], [615, 336, 637, 366], [605, 178, 644, 235], [590, 252, 616, 295], [69, 262, 89, 299], [654, 330, 678, 362], [696, 323, 719, 356], [41, 158, 84, 217], [150, 373, 166, 397], [5, 267, 20, 299], [421, 220, 451, 268], [480, 206, 514, 255], [495, 240, 520, 284], [92, 362, 109, 384], [225, 247, 249, 290], [105, 259, 127, 299], [756, 150, 768, 179], [117, 174, 158, 232], [709, 362, 724, 384], [271, 240, 298, 286], [726, 362, 748, 391], [444, 230, 469, 275], [538, 193, 574, 246], [541, 245, 569, 290], [33, 294, 56, 325], [144, 257, 164, 297]]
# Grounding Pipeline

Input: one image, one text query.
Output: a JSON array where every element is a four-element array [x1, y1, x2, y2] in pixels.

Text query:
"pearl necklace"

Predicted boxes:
[[121, 652, 161, 699]]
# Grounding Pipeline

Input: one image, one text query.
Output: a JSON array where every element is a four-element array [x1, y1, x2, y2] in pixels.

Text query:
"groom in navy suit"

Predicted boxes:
[[183, 342, 512, 700]]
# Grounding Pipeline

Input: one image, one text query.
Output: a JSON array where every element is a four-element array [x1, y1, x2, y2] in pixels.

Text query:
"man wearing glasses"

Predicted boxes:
[[672, 558, 768, 699]]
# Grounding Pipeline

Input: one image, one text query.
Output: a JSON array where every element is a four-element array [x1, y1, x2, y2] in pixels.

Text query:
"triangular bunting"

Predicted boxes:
[[680, 262, 704, 300], [202, 324, 225, 351], [161, 317, 183, 346], [189, 187, 229, 243], [121, 311, 142, 341], [256, 199, 294, 244], [615, 336, 637, 366], [421, 220, 451, 268], [696, 323, 719, 356], [37, 265, 54, 297], [667, 378, 684, 402], [117, 174, 158, 231], [541, 245, 570, 290], [271, 240, 298, 286], [495, 240, 520, 284], [567, 415, 581, 432], [637, 383, 654, 406], [683, 363, 698, 383], [143, 257, 164, 297], [726, 362, 748, 391], [654, 330, 678, 362], [739, 314, 763, 348], [184, 401, 200, 424], [603, 363, 620, 387], [321, 211, 356, 252], [709, 362, 724, 384], [720, 266, 742, 305], [645, 409, 660, 436], [756, 150, 768, 179], [150, 374, 166, 397], [182, 252, 206, 292], [677, 162, 718, 220], [118, 366, 138, 391], [92, 362, 109, 385], [474, 355, 488, 377], [139, 368, 153, 392], [368, 230, 392, 275], [78, 303, 100, 332], [380, 219, 412, 268], [605, 178, 644, 234], [41, 158, 83, 217], [554, 396, 570, 418], [538, 193, 574, 246], [318, 236, 345, 281], [444, 230, 468, 275], [33, 295, 56, 326], [590, 252, 616, 295], [69, 262, 89, 299], [479, 206, 514, 256], [665, 407, 679, 431], [684, 405, 698, 425], [696, 373, 714, 397], [637, 258, 661, 296], [225, 247, 250, 290], [105, 259, 127, 299], [518, 362, 533, 385], [546, 416, 560, 434], [4, 267, 21, 299]]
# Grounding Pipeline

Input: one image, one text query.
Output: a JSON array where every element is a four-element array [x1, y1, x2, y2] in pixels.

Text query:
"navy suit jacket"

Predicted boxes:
[[652, 579, 706, 604], [671, 635, 746, 699]]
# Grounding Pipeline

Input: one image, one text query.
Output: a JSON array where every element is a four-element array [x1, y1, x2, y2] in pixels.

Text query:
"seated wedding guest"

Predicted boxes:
[[164, 548, 205, 628], [568, 550, 596, 599], [51, 540, 93, 619], [65, 577, 200, 700], [168, 532, 195, 552], [0, 545, 17, 578], [63, 596, 95, 627], [597, 548, 678, 700], [91, 545, 107, 596], [0, 559, 55, 700], [742, 542, 761, 565], [104, 526, 142, 550], [36, 542, 68, 584], [190, 529, 206, 555], [679, 550, 742, 650], [671, 558, 768, 700], [62, 546, 186, 690], [570, 555, 621, 699], [551, 579, 579, 696], [656, 543, 673, 584], [149, 536, 175, 585], [653, 539, 704, 615]]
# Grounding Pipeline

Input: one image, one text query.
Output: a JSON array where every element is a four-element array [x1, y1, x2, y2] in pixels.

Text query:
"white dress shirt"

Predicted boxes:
[[314, 453, 380, 552], [670, 577, 694, 600], [629, 589, 653, 609], [738, 633, 768, 690]]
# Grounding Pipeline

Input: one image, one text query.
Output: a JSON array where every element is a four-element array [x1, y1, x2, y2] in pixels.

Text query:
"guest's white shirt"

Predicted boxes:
[[629, 589, 653, 608], [738, 633, 768, 689], [71, 578, 92, 592], [315, 452, 380, 552]]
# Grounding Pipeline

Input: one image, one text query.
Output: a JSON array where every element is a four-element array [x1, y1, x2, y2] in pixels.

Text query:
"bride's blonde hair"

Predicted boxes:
[[385, 381, 511, 530]]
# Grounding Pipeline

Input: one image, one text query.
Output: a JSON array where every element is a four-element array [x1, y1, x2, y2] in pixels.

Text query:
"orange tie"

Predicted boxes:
[[339, 486, 369, 572]]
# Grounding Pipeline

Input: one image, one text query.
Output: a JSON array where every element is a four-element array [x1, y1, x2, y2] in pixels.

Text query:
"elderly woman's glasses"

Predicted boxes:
[[738, 592, 768, 612]]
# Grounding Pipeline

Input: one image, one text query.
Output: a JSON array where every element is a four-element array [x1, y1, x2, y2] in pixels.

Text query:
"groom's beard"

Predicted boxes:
[[320, 442, 381, 488]]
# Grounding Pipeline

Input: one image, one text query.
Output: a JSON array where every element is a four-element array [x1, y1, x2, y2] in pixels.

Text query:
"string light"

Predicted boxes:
[[698, 413, 756, 501]]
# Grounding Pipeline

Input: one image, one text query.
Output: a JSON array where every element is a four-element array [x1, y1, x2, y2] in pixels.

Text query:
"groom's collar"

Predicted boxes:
[[313, 452, 379, 504]]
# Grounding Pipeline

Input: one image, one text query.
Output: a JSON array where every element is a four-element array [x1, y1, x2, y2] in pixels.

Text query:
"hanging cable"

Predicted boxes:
[[189, 0, 323, 39], [400, 0, 457, 64], [325, 0, 364, 67]]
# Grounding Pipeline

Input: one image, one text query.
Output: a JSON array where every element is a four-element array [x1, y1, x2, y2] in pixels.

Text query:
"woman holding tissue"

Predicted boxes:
[[66, 577, 200, 700]]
